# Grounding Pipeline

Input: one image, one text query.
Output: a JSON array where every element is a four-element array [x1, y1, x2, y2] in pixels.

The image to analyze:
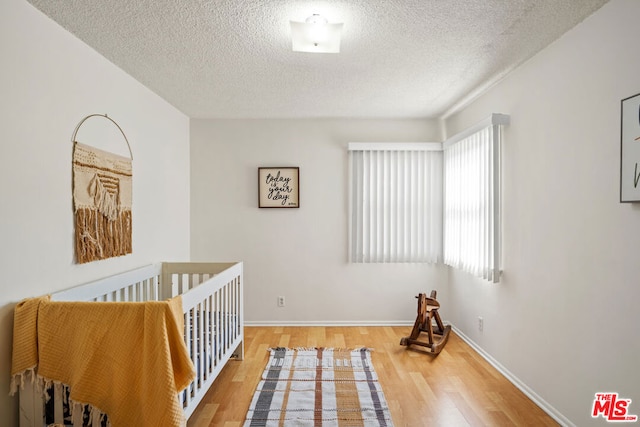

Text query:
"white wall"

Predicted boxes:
[[444, 0, 640, 425], [0, 1, 191, 425], [191, 119, 449, 323]]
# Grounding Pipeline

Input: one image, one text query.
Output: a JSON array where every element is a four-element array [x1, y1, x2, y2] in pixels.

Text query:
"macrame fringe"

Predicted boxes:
[[91, 175, 119, 221], [75, 207, 132, 264]]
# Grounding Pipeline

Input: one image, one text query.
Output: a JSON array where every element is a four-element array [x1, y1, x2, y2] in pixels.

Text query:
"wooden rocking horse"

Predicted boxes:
[[400, 290, 451, 355]]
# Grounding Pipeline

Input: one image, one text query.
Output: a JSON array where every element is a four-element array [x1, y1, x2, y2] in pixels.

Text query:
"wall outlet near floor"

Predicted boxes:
[[277, 296, 285, 307], [478, 316, 484, 332]]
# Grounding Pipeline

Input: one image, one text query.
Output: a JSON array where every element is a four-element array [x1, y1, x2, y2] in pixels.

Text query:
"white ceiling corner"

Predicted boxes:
[[25, 0, 610, 119]]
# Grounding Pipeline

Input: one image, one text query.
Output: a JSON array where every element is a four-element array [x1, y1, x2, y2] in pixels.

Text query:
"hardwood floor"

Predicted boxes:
[[187, 326, 558, 427]]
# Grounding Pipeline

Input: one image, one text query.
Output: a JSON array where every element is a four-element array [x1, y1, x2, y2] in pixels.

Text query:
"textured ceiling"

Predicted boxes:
[[26, 0, 609, 119]]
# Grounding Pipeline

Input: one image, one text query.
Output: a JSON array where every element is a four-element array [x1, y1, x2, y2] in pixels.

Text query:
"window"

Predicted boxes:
[[443, 114, 509, 282], [348, 143, 442, 263], [347, 114, 508, 280]]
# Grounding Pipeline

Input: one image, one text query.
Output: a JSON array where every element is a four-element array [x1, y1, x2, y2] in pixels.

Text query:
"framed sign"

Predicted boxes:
[[258, 167, 300, 208], [621, 92, 640, 202]]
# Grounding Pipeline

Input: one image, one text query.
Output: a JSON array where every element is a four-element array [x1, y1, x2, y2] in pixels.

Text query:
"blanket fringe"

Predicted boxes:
[[9, 367, 36, 396], [42, 378, 60, 403], [10, 372, 111, 427], [71, 400, 110, 426]]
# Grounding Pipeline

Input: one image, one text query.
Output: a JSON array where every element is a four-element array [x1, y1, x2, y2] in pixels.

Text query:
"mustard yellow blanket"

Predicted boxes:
[[11, 295, 196, 427]]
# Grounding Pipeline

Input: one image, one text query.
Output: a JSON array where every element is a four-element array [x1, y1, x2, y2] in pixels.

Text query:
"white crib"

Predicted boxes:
[[18, 261, 244, 427]]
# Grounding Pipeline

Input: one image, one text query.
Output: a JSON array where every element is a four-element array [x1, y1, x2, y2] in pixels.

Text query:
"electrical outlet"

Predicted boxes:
[[277, 296, 285, 307], [478, 316, 484, 332]]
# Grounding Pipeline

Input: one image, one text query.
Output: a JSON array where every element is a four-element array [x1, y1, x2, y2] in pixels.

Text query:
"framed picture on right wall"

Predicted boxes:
[[620, 92, 640, 202]]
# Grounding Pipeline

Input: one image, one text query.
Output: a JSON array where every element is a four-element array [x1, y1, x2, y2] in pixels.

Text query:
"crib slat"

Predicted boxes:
[[216, 289, 221, 366], [198, 302, 205, 385], [206, 296, 212, 376], [148, 276, 157, 300], [91, 409, 101, 427], [189, 308, 196, 400], [237, 277, 242, 337], [53, 383, 64, 424], [19, 380, 43, 427], [232, 280, 237, 341], [72, 403, 84, 426]]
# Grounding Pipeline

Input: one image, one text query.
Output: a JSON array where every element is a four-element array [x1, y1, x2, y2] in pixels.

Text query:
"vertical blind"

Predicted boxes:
[[443, 119, 504, 282], [347, 114, 507, 281], [349, 145, 442, 263]]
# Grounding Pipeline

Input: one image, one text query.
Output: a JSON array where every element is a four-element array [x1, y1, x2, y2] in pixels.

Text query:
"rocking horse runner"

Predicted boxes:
[[400, 290, 451, 355]]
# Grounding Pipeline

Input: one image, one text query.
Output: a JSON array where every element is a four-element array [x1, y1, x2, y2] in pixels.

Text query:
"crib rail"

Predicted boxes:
[[166, 262, 244, 418], [18, 261, 244, 427], [51, 263, 163, 302]]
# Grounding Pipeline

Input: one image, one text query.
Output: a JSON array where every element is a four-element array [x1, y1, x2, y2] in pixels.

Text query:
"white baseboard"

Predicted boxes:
[[245, 320, 414, 327], [451, 325, 574, 427]]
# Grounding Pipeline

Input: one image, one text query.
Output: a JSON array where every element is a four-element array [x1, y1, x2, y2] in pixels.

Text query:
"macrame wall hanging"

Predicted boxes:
[[72, 114, 133, 264]]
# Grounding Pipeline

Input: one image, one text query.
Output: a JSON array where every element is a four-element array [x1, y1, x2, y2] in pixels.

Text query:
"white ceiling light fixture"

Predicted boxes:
[[290, 14, 343, 53]]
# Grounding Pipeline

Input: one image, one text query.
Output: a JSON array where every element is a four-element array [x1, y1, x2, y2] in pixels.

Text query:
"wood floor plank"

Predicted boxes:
[[187, 326, 558, 426]]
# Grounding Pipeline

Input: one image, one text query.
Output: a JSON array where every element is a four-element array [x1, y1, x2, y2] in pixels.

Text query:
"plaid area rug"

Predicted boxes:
[[243, 347, 394, 427]]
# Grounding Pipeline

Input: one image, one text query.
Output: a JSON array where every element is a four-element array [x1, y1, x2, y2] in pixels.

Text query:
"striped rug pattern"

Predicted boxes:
[[244, 347, 393, 427]]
